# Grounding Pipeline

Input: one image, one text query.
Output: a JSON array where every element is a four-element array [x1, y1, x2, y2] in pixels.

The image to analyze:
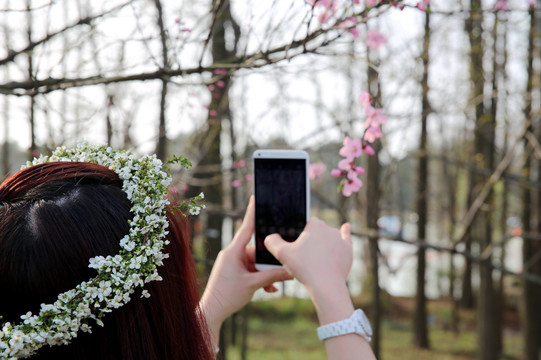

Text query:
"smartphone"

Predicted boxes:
[[253, 149, 310, 271]]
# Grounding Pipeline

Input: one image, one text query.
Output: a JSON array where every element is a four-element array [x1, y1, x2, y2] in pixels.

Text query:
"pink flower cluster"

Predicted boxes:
[[309, 163, 327, 181], [331, 89, 385, 197], [206, 69, 228, 118], [365, 30, 387, 49], [306, 0, 338, 23], [416, 0, 430, 11], [495, 0, 507, 10], [359, 89, 387, 143], [339, 17, 360, 38], [331, 137, 375, 197], [231, 159, 253, 188]]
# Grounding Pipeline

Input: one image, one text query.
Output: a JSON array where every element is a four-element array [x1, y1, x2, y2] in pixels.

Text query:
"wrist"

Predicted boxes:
[[307, 281, 354, 326], [198, 294, 224, 351]]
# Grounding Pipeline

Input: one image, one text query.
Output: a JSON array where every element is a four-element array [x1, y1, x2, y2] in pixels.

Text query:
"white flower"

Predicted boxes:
[[140, 290, 151, 298], [9, 330, 25, 351], [122, 240, 136, 252], [132, 274, 144, 287], [86, 287, 99, 299], [88, 256, 106, 269], [80, 324, 92, 334], [21, 312, 32, 324], [129, 256, 142, 270]]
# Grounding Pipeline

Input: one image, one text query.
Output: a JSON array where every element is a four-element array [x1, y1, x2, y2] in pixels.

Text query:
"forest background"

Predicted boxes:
[[1, 0, 540, 359]]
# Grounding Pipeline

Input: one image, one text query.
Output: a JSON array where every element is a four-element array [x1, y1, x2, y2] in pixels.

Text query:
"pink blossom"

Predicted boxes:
[[339, 17, 360, 38], [353, 166, 366, 175], [339, 136, 363, 160], [181, 28, 192, 32], [495, 0, 507, 10], [232, 179, 242, 188], [217, 80, 226, 88], [309, 163, 327, 181], [342, 173, 362, 197], [244, 174, 253, 182], [339, 17, 354, 30], [359, 89, 371, 107], [209, 110, 217, 117], [338, 158, 353, 171], [309, 0, 338, 23], [365, 30, 387, 49], [234, 159, 246, 168], [363, 144, 375, 156], [527, 0, 536, 8], [416, 0, 430, 11], [208, 84, 216, 92], [364, 126, 383, 143], [365, 0, 379, 6], [317, 0, 335, 7], [331, 169, 343, 177], [214, 68, 228, 75], [174, 18, 180, 24], [364, 105, 387, 128], [181, 184, 189, 192], [318, 10, 333, 23]]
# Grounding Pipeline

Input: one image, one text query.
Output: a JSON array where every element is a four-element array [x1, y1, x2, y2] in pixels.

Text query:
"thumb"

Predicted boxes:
[[249, 268, 292, 290], [340, 223, 351, 245], [264, 233, 289, 263]]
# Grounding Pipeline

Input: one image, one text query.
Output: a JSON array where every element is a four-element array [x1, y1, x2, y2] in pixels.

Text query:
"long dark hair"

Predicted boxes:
[[0, 162, 212, 359]]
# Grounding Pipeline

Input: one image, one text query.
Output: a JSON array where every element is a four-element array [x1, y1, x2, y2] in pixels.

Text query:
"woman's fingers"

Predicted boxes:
[[230, 196, 255, 251], [340, 223, 351, 246]]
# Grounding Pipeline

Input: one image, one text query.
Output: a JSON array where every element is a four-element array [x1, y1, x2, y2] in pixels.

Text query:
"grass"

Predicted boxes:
[[222, 297, 524, 360]]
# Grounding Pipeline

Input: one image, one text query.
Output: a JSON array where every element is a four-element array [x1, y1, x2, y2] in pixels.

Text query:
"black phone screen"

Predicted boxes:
[[254, 158, 307, 265]]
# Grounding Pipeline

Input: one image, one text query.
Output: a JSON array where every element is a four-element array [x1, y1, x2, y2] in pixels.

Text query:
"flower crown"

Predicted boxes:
[[0, 142, 203, 359]]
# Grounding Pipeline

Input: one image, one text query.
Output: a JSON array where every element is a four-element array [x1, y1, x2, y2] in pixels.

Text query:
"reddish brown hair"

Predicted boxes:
[[0, 162, 212, 359]]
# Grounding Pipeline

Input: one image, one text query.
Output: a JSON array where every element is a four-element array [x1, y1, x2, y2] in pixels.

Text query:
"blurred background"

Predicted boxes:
[[1, 0, 540, 359]]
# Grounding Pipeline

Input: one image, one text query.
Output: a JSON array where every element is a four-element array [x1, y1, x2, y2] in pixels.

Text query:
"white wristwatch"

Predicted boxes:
[[317, 309, 373, 342]]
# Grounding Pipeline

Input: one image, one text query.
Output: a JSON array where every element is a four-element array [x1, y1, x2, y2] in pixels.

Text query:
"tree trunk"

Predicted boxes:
[[366, 138, 381, 359], [523, 5, 541, 360], [26, 0, 36, 159], [207, 3, 239, 359], [467, 1, 497, 358], [413, 9, 430, 349], [2, 95, 9, 176], [153, 0, 169, 161], [366, 43, 381, 359]]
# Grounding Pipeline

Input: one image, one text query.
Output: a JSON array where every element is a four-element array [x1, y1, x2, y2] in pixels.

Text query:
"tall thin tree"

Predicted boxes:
[[522, 4, 541, 360], [467, 0, 497, 358], [413, 8, 430, 349]]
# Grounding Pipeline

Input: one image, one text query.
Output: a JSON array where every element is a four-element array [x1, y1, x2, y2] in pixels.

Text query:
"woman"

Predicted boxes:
[[0, 144, 375, 359]]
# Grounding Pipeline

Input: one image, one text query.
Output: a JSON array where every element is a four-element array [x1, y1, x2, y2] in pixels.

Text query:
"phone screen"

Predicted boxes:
[[254, 158, 308, 266]]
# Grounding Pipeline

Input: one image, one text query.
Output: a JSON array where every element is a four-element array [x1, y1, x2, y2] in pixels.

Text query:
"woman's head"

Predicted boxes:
[[0, 161, 211, 359]]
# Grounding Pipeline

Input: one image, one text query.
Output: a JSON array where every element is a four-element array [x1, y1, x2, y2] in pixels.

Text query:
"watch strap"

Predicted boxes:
[[317, 309, 372, 342]]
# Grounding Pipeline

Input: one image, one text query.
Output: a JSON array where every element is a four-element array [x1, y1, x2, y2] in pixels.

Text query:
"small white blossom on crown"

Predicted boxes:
[[0, 141, 202, 359]]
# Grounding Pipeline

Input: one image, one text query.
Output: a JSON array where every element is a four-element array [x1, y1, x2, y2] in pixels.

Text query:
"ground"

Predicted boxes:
[[223, 296, 524, 360]]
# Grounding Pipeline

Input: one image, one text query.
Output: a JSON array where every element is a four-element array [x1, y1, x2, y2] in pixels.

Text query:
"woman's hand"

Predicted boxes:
[[265, 220, 376, 359], [264, 218, 353, 295], [199, 196, 292, 350]]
